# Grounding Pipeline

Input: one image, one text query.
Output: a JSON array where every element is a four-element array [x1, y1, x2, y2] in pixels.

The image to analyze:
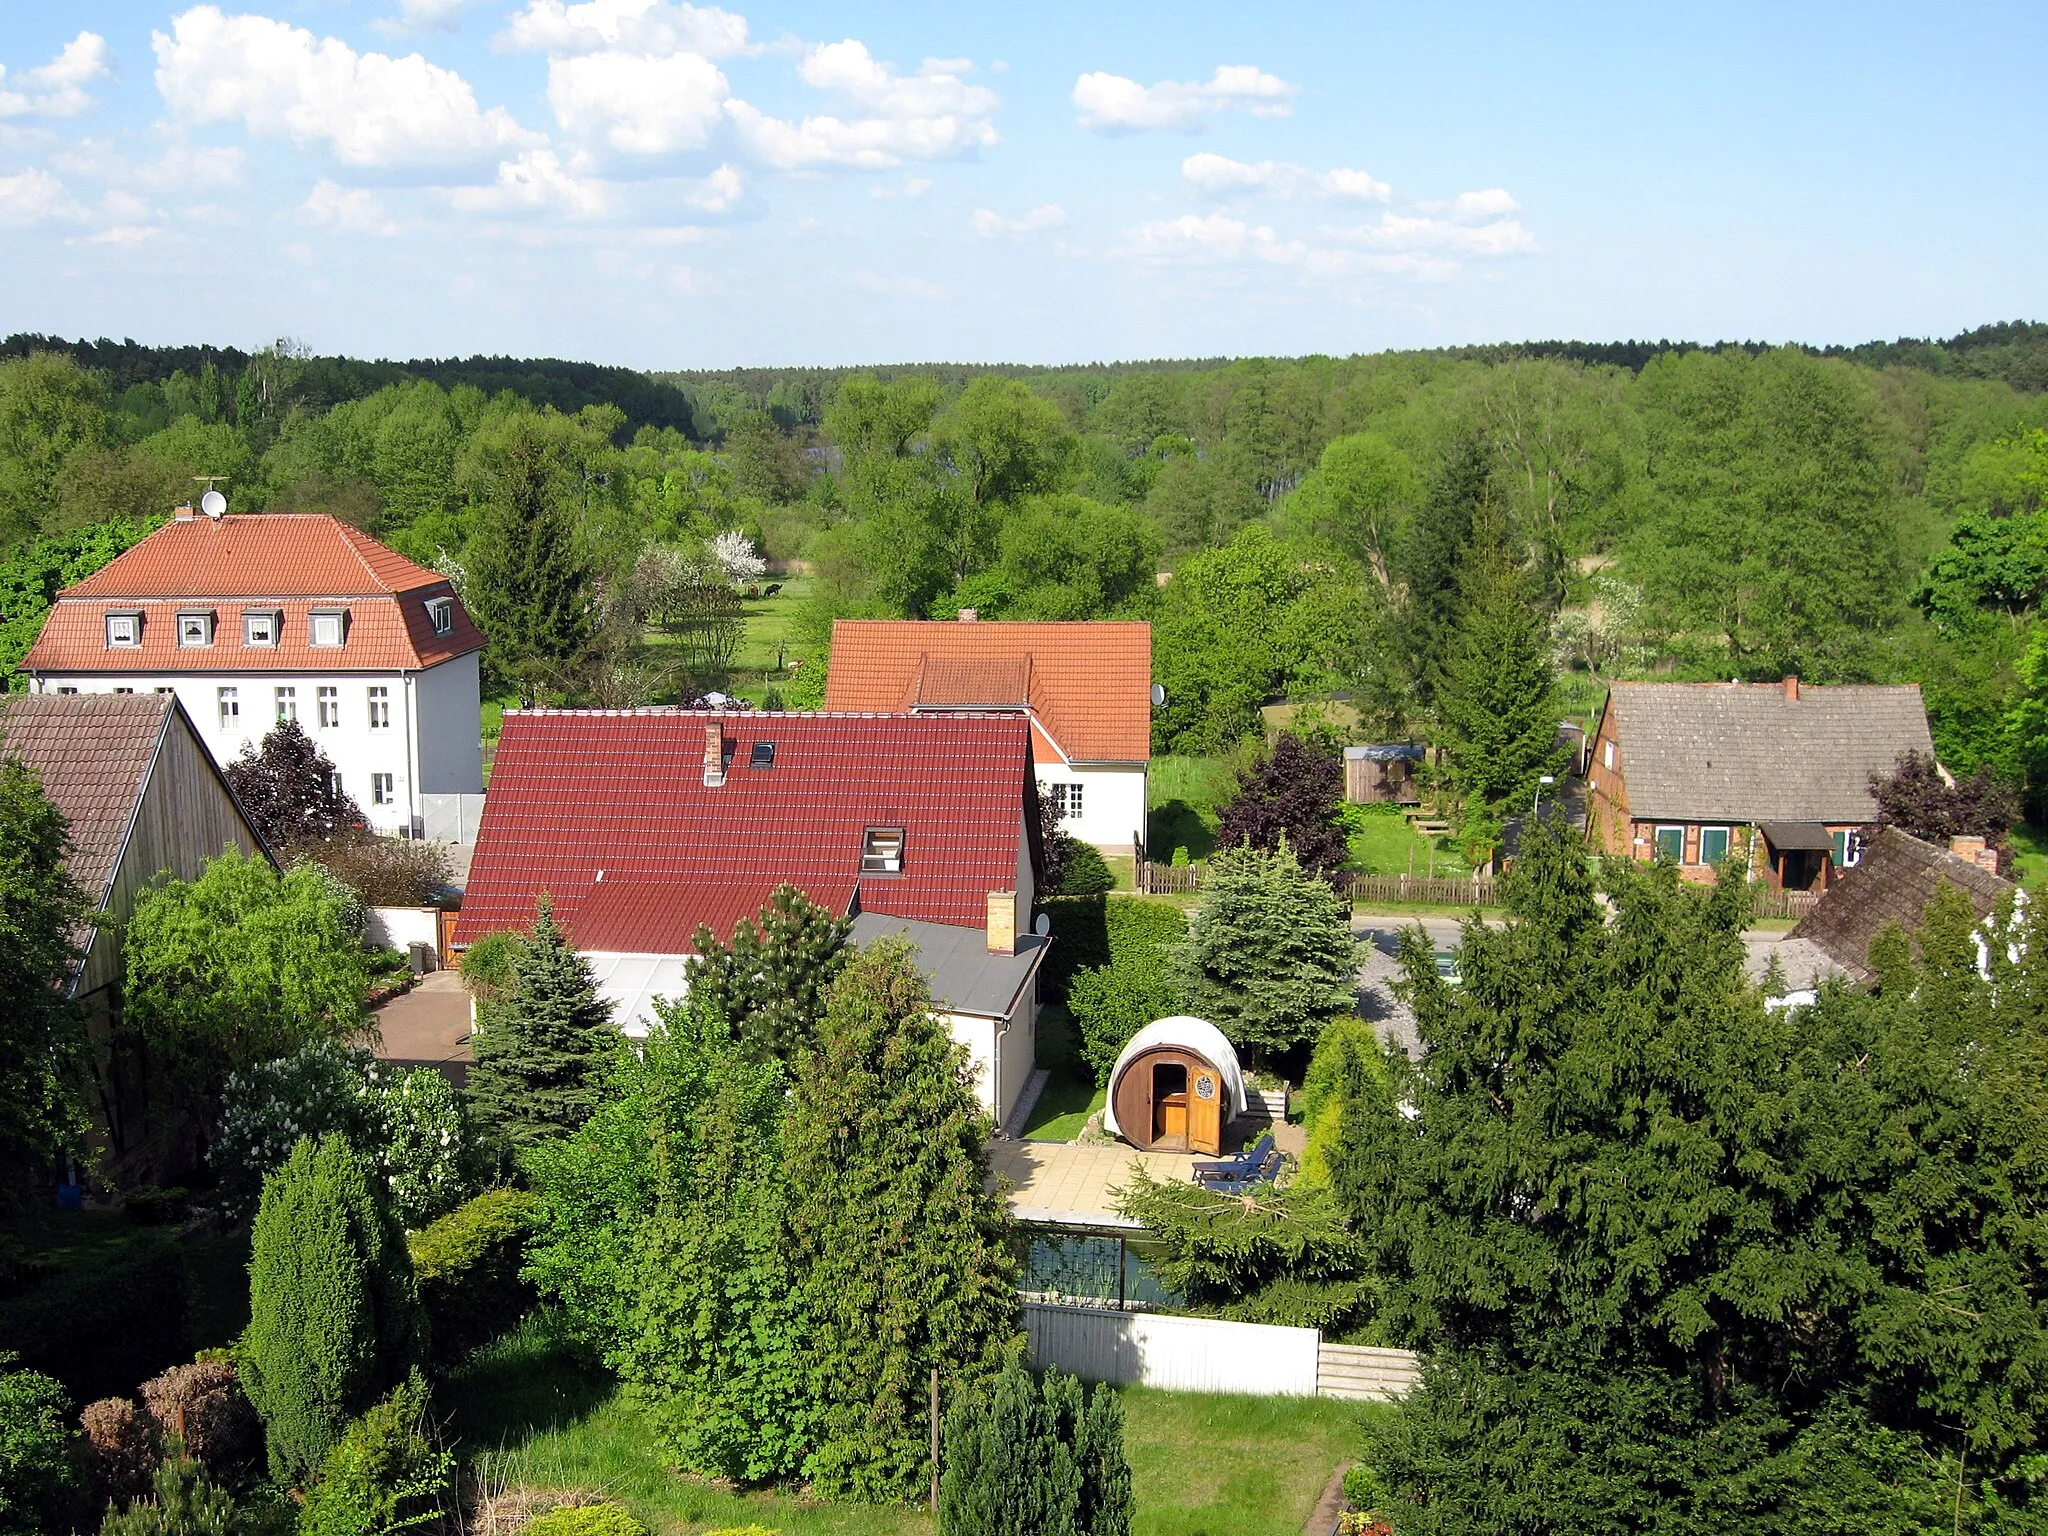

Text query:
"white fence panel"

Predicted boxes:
[[421, 793, 488, 844], [1024, 1302, 1320, 1397], [366, 906, 440, 964]]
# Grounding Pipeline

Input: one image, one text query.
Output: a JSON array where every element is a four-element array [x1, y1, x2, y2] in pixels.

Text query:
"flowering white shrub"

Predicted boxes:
[[709, 528, 767, 586], [214, 1040, 477, 1227]]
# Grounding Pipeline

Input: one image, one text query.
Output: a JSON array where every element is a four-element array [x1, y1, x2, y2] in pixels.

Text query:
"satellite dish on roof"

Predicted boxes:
[[200, 489, 227, 519], [1150, 683, 1166, 708], [1034, 912, 1051, 937]]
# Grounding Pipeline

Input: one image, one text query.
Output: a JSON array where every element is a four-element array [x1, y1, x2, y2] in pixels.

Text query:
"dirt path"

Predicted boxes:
[[1305, 1460, 1355, 1536]]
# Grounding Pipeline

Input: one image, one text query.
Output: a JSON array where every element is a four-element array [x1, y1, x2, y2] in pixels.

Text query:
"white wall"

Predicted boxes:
[[37, 658, 478, 836], [947, 1012, 1001, 1119], [1037, 761, 1147, 850], [993, 995, 1037, 1127], [1024, 1303, 1322, 1396], [365, 906, 440, 962], [415, 652, 483, 795]]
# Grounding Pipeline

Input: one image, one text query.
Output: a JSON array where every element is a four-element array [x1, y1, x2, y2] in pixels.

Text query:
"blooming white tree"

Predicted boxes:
[[710, 527, 767, 587]]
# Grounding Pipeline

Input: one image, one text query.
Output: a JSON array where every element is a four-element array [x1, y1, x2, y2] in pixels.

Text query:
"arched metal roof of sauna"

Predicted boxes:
[[1102, 1016, 1248, 1139]]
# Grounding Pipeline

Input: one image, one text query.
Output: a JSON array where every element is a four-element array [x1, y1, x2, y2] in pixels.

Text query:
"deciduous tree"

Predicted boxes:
[[222, 718, 365, 849], [1215, 732, 1348, 874]]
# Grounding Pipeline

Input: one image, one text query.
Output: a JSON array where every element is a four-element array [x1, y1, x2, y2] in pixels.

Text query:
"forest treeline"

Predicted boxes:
[[4, 324, 2048, 815]]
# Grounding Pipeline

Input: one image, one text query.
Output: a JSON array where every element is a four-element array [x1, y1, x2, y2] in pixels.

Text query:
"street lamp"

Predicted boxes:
[[1532, 774, 1557, 820]]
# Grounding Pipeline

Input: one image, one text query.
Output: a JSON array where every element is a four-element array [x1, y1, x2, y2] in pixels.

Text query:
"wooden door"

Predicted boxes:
[[1189, 1070, 1222, 1155]]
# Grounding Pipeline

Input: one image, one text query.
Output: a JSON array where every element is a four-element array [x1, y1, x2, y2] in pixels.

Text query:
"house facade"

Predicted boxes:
[[18, 508, 484, 837], [822, 618, 1153, 850], [454, 709, 1047, 1122], [1587, 677, 1937, 889]]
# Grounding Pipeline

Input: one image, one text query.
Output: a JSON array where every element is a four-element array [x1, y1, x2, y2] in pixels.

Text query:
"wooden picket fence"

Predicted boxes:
[[1136, 860, 1496, 907]]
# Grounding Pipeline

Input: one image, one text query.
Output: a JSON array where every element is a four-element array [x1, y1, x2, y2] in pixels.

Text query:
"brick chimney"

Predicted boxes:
[[958, 608, 978, 623], [1783, 674, 1800, 702], [986, 890, 1016, 955], [702, 721, 726, 787], [173, 502, 195, 521], [1949, 835, 2000, 874]]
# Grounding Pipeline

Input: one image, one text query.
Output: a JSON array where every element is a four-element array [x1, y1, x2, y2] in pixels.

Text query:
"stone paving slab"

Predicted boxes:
[[989, 1139, 1199, 1227]]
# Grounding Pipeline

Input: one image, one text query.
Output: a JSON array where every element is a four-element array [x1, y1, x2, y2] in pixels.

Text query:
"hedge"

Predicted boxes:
[[0, 1242, 190, 1404], [407, 1188, 540, 1363]]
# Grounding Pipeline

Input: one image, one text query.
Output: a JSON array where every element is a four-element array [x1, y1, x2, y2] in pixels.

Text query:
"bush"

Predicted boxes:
[[1059, 843, 1114, 896], [0, 1353, 80, 1536], [1297, 1018, 1393, 1189], [0, 1244, 190, 1405], [297, 1374, 452, 1536], [296, 837, 452, 909], [524, 1506, 650, 1536], [406, 1189, 539, 1363], [243, 1136, 426, 1483], [96, 1439, 255, 1536], [122, 1187, 191, 1227], [138, 1362, 259, 1485], [1064, 902, 1187, 1084], [938, 1364, 1129, 1536], [81, 1398, 157, 1508]]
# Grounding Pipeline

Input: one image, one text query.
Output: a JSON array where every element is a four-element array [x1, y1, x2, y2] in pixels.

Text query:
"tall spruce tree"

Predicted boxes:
[[1172, 842, 1357, 1060], [462, 422, 594, 697], [465, 897, 616, 1151], [784, 942, 1019, 1502], [1434, 509, 1568, 812], [242, 1135, 424, 1483], [688, 884, 852, 1061]]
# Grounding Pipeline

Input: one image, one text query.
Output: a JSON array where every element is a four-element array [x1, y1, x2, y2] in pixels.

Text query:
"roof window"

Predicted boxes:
[[749, 741, 775, 769], [425, 596, 454, 637], [861, 826, 904, 875], [105, 611, 142, 648], [177, 610, 215, 648], [309, 608, 348, 648], [243, 608, 281, 648]]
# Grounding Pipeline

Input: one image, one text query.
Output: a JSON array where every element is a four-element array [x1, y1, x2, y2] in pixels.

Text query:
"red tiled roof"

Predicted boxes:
[[21, 513, 482, 675], [0, 692, 175, 910], [824, 621, 1152, 764], [454, 711, 1034, 949]]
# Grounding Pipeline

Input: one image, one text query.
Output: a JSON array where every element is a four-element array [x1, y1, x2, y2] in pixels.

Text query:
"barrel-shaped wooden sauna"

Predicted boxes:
[[1102, 1016, 1248, 1154]]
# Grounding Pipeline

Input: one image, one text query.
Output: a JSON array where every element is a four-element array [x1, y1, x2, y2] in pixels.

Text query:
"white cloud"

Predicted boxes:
[[152, 6, 542, 169], [0, 32, 113, 119], [871, 176, 932, 199], [85, 224, 162, 246], [501, 0, 755, 59], [0, 167, 87, 225], [548, 49, 729, 153], [1073, 65, 1296, 134], [301, 178, 401, 235], [687, 163, 742, 212], [728, 42, 997, 170], [1341, 211, 1538, 256], [53, 140, 247, 192], [970, 203, 1066, 238], [372, 0, 485, 37], [1119, 213, 1304, 265], [446, 148, 608, 216], [1182, 152, 1389, 202], [1451, 187, 1519, 220]]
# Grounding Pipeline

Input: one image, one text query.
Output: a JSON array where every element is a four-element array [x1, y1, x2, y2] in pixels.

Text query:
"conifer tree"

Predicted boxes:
[[784, 943, 1018, 1501], [688, 884, 852, 1061], [1173, 841, 1357, 1059], [465, 897, 616, 1151], [242, 1135, 424, 1483], [939, 1366, 1130, 1536], [462, 422, 594, 697]]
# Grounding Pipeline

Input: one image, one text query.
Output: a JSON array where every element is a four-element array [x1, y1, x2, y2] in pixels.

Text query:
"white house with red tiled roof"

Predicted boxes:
[[823, 618, 1153, 850], [18, 507, 483, 836]]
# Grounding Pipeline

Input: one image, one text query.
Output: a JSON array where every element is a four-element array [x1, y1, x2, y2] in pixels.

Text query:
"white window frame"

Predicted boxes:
[[1653, 824, 1684, 862], [309, 608, 347, 648], [275, 686, 297, 722], [1603, 739, 1616, 771], [105, 611, 142, 648], [242, 609, 281, 647], [217, 686, 239, 727], [861, 826, 905, 875], [425, 596, 454, 637], [317, 686, 340, 728], [1831, 829, 1864, 870], [177, 610, 215, 648], [371, 772, 394, 806], [367, 685, 391, 730], [1698, 825, 1732, 866]]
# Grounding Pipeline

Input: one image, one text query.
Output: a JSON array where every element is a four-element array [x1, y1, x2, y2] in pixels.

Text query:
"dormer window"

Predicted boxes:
[[243, 609, 281, 647], [105, 611, 142, 648], [425, 597, 454, 637], [177, 610, 215, 648], [861, 826, 904, 875], [309, 608, 348, 648]]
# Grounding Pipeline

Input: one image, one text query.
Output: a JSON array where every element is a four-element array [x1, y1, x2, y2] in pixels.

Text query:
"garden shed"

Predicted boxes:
[[1344, 744, 1424, 804], [1103, 1017, 1247, 1155]]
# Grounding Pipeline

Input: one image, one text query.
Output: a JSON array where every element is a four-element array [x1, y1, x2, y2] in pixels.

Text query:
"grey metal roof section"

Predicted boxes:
[[851, 912, 1048, 1018], [1607, 682, 1933, 823], [1345, 743, 1425, 762], [1758, 821, 1833, 851]]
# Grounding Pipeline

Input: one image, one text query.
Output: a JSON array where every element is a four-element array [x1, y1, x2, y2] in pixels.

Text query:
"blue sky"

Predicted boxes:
[[2, 1, 2043, 368]]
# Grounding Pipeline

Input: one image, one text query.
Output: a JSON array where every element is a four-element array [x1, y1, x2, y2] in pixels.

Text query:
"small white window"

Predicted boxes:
[[1699, 826, 1732, 865], [153, 687, 174, 695], [371, 772, 394, 806], [328, 771, 345, 800], [105, 612, 141, 648], [243, 609, 280, 647], [1060, 782, 1084, 820], [275, 686, 297, 722], [861, 827, 905, 874], [425, 597, 454, 637], [368, 686, 390, 729], [178, 611, 215, 647], [218, 686, 239, 727], [1603, 740, 1615, 771], [317, 686, 339, 728], [57, 686, 79, 695], [310, 609, 347, 647], [115, 686, 134, 694]]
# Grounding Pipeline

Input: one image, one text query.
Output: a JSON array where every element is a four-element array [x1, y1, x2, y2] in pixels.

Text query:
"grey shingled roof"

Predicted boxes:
[[1606, 682, 1933, 823], [850, 912, 1047, 1018], [1791, 826, 2014, 984], [0, 692, 174, 909]]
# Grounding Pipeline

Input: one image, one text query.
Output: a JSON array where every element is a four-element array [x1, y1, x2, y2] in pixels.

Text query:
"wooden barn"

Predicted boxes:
[[1102, 1017, 1248, 1156]]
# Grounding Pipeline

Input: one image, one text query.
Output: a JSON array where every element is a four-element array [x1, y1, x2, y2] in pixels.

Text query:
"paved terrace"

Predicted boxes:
[[989, 1141, 1202, 1228]]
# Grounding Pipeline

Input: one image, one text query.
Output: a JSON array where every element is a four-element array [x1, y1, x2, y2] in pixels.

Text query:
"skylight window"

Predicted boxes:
[[861, 827, 904, 875], [749, 741, 775, 769]]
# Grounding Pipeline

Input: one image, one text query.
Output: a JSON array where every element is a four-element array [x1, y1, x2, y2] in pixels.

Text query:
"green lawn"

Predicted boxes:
[[443, 1315, 1377, 1536], [1025, 1002, 1105, 1141], [1147, 755, 1236, 863], [1344, 807, 1468, 878], [2010, 819, 2048, 889]]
